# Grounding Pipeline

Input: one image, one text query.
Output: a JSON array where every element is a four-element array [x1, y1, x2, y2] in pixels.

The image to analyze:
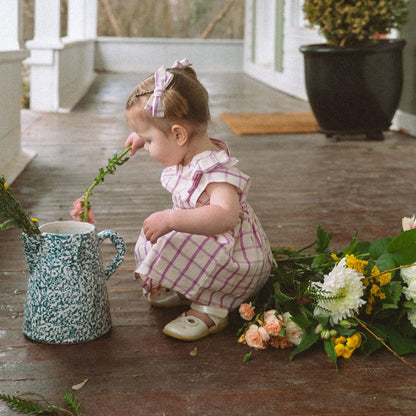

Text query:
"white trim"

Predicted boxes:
[[393, 110, 416, 137]]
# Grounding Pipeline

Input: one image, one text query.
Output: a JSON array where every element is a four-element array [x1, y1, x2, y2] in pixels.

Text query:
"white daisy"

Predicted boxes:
[[314, 257, 366, 325]]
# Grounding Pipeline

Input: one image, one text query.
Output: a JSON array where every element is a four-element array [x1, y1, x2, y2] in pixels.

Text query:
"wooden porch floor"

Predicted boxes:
[[2, 72, 416, 415]]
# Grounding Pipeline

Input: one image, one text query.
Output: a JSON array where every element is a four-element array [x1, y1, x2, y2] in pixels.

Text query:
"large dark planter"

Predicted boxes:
[[300, 39, 406, 140]]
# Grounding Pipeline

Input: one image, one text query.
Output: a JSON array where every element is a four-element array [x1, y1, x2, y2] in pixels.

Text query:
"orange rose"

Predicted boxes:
[[245, 324, 269, 349], [264, 315, 282, 336], [239, 303, 255, 321]]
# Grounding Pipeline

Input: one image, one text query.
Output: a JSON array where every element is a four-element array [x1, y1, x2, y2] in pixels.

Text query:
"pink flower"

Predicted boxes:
[[70, 196, 96, 224], [263, 311, 282, 336], [402, 215, 416, 231], [70, 197, 84, 218], [245, 324, 269, 349], [239, 302, 255, 321]]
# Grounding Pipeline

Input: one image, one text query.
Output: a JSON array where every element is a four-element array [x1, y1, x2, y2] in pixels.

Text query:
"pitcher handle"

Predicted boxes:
[[97, 229, 126, 279]]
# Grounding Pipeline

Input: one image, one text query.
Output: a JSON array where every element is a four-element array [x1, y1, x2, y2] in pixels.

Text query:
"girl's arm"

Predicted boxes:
[[143, 182, 240, 244]]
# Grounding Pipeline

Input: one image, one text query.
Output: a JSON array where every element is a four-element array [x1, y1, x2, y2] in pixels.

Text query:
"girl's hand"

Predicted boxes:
[[125, 132, 145, 156], [143, 210, 173, 244]]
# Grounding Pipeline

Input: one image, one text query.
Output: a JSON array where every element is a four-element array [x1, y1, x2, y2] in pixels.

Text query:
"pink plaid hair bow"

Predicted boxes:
[[144, 58, 192, 117]]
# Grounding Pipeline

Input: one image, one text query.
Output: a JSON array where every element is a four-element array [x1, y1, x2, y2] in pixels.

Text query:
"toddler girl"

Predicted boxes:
[[125, 58, 272, 341]]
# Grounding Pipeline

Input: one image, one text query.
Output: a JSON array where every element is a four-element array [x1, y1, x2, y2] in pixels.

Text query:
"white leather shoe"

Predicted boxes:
[[147, 287, 191, 308], [163, 303, 228, 341]]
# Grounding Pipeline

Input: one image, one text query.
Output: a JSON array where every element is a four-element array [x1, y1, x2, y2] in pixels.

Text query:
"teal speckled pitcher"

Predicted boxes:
[[21, 221, 126, 344]]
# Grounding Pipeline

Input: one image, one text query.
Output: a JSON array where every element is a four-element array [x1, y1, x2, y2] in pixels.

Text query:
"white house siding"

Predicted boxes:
[[243, 0, 323, 100], [244, 0, 416, 136]]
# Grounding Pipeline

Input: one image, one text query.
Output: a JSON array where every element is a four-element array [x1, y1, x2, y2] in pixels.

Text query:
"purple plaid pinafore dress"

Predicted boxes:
[[134, 139, 272, 311]]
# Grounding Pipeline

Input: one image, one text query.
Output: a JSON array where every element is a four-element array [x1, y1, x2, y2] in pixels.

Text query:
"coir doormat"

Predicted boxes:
[[220, 112, 319, 135]]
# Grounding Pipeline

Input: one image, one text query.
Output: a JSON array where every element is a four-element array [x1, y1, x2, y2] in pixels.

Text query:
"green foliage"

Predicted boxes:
[[303, 0, 409, 47], [0, 176, 41, 235], [0, 391, 83, 415]]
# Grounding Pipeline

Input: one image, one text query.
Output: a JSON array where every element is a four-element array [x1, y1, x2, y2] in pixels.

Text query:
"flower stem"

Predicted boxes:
[[80, 146, 132, 222]]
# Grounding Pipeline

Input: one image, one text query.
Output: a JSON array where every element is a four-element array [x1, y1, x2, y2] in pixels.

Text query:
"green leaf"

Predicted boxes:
[[382, 281, 402, 309], [388, 229, 416, 265], [375, 252, 396, 273], [370, 237, 392, 260], [289, 327, 320, 360], [290, 313, 312, 330], [243, 350, 253, 362], [324, 339, 338, 370], [316, 225, 332, 253], [359, 324, 386, 356], [387, 327, 416, 355], [311, 253, 329, 270], [0, 219, 15, 230]]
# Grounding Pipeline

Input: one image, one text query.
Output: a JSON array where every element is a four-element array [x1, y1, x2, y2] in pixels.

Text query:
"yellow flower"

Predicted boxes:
[[3, 182, 7, 190], [370, 284, 381, 296], [346, 333, 362, 349], [371, 265, 380, 276], [377, 272, 391, 286], [331, 253, 340, 262], [30, 218, 39, 223], [345, 254, 367, 274], [362, 277, 370, 287], [334, 336, 346, 345], [366, 304, 372, 315], [334, 343, 345, 357], [342, 347, 353, 359]]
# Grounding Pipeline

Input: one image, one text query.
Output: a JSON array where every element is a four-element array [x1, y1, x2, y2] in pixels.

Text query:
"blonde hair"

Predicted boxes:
[[126, 66, 210, 133]]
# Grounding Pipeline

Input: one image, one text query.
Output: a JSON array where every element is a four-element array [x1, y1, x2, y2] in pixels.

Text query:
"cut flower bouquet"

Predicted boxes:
[[238, 218, 416, 368]]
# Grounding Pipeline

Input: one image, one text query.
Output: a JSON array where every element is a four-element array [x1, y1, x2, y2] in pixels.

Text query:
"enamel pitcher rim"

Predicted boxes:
[[39, 220, 95, 235]]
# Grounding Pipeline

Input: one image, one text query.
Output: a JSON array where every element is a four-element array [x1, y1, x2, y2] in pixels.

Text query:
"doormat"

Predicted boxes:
[[220, 112, 319, 135]]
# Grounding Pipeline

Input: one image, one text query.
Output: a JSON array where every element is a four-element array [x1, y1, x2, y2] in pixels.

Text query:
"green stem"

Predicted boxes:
[[80, 146, 131, 222]]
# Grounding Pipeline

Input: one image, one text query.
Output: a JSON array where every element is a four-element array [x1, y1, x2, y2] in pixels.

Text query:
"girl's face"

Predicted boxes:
[[126, 107, 184, 167]]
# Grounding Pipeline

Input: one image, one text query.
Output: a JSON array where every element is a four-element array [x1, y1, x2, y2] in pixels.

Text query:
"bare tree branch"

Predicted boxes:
[[200, 0, 241, 39], [98, 0, 122, 37]]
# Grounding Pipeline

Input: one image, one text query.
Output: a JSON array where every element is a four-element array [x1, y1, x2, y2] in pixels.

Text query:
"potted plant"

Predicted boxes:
[[300, 0, 409, 140]]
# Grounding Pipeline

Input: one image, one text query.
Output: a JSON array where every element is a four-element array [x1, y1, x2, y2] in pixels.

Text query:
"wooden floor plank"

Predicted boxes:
[[2, 72, 416, 415]]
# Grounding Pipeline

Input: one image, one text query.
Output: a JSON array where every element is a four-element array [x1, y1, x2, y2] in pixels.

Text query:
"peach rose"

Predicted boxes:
[[239, 303, 255, 321], [245, 324, 269, 349], [264, 309, 277, 322], [264, 313, 282, 336]]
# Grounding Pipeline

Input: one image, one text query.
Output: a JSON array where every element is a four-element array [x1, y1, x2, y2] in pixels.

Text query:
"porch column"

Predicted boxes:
[[26, 0, 63, 111], [0, 0, 24, 50], [67, 0, 97, 40], [0, 0, 34, 183]]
